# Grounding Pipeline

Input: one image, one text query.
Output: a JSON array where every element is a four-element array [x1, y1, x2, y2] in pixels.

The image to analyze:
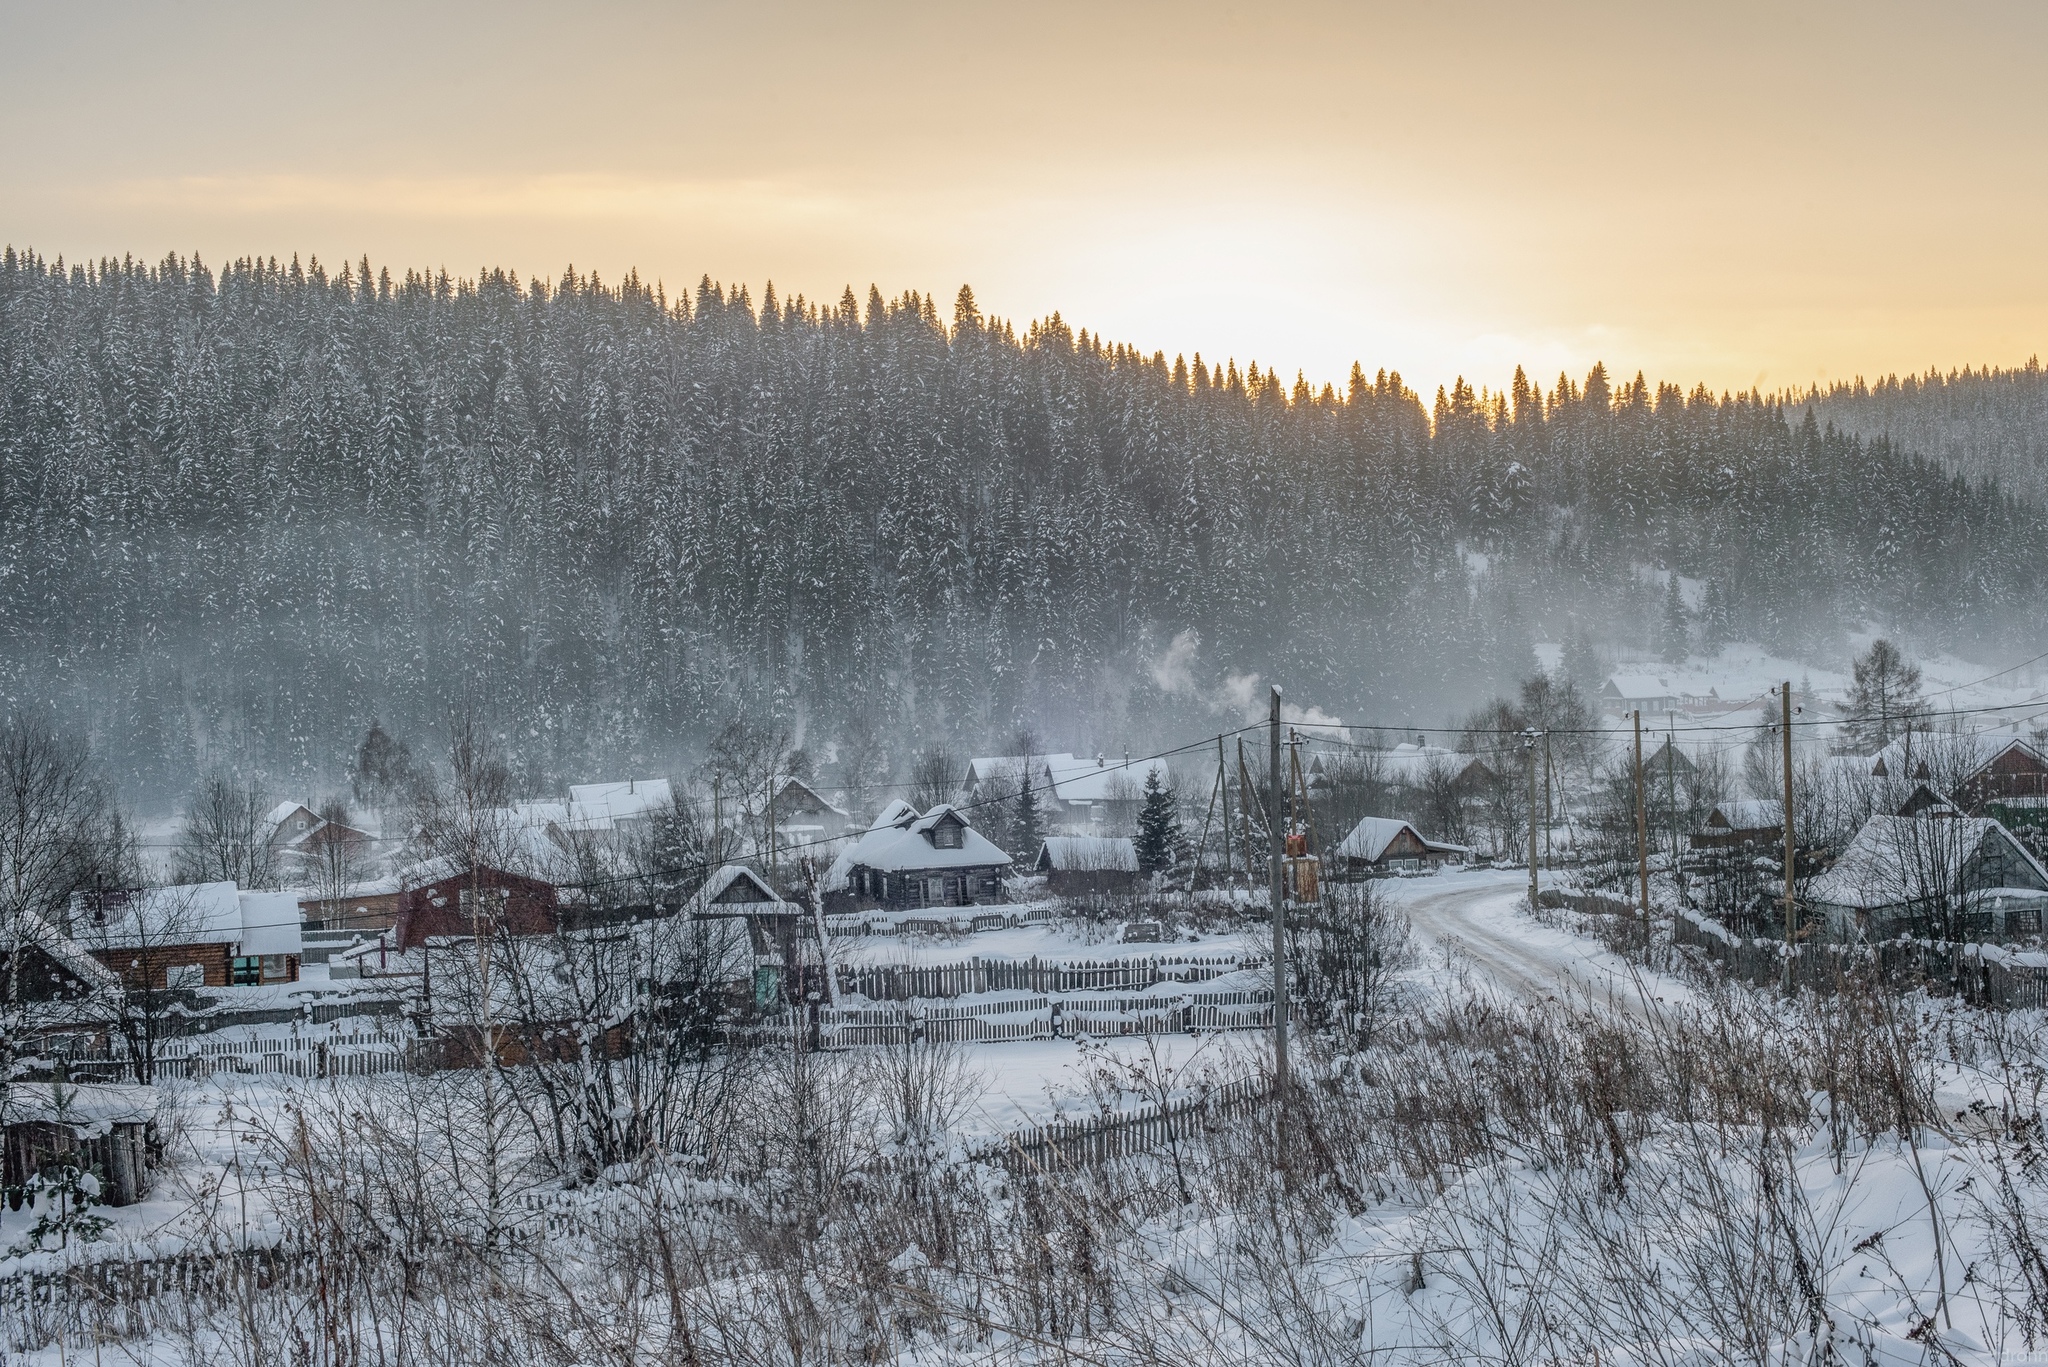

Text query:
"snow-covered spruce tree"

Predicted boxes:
[[1134, 770, 1180, 876], [1011, 770, 1043, 862]]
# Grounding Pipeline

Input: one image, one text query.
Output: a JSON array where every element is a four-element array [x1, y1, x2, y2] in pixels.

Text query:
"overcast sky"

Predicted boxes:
[[5, 0, 2043, 396]]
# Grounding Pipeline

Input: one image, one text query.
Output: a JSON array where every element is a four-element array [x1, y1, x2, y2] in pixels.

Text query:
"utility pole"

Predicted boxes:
[[1218, 735, 1234, 892], [1269, 685, 1288, 1145], [1524, 731, 1539, 912], [1666, 717, 1681, 889], [1781, 680, 1797, 992], [1633, 709, 1650, 939]]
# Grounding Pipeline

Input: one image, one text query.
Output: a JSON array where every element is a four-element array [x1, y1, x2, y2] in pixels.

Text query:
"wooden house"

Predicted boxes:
[[822, 801, 1012, 912], [73, 882, 302, 989], [1334, 817, 1471, 876], [391, 865, 561, 951]]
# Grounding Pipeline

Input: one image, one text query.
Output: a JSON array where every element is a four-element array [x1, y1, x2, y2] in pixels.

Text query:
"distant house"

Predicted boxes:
[[71, 882, 303, 988], [750, 776, 853, 845], [1374, 742, 1495, 793], [391, 865, 561, 951], [1692, 800, 1783, 850], [262, 802, 373, 869], [1601, 676, 1679, 714], [566, 779, 674, 826], [1863, 733, 2048, 812], [1643, 738, 1697, 778], [961, 753, 1168, 832], [822, 801, 1012, 912], [1808, 815, 2048, 940], [298, 877, 403, 933], [1034, 836, 1139, 895], [1334, 817, 1471, 875]]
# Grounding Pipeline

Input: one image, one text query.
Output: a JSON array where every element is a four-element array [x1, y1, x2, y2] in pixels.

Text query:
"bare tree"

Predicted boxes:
[[0, 717, 131, 1095], [907, 745, 955, 812], [174, 768, 276, 888], [835, 719, 892, 822]]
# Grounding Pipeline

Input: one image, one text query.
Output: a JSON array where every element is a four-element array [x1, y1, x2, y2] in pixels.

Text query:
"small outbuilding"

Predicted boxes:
[[3, 1082, 156, 1207], [1034, 836, 1140, 896]]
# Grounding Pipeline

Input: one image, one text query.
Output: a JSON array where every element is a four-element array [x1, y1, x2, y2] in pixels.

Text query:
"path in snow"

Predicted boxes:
[[1388, 869, 1695, 1021]]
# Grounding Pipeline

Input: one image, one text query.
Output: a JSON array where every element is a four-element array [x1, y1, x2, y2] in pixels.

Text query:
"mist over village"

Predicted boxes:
[[2, 3, 2048, 1362]]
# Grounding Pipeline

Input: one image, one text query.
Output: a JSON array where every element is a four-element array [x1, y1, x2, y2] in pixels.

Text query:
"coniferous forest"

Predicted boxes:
[[3, 248, 2044, 802]]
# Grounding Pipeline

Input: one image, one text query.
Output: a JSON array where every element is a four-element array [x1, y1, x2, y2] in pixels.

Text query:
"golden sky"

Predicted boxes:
[[5, 0, 2044, 396]]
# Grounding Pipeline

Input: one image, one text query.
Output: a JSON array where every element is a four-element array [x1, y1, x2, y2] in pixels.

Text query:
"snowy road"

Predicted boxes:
[[1389, 870, 1694, 1019]]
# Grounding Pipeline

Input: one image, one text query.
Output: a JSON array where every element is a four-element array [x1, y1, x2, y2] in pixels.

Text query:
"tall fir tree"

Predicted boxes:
[[1134, 770, 1181, 877]]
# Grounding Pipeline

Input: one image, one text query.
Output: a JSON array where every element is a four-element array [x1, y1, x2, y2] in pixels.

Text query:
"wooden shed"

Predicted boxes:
[[3, 1081, 156, 1208]]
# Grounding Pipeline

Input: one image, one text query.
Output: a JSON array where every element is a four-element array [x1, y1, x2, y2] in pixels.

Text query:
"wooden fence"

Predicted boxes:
[[977, 1074, 1270, 1173], [56, 1025, 415, 1082], [1672, 908, 2048, 1008], [834, 953, 1253, 1002]]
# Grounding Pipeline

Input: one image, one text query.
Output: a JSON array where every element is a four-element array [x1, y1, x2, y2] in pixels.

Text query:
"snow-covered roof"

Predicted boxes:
[[565, 779, 674, 827], [963, 754, 1070, 788], [237, 890, 304, 957], [2, 1083, 156, 1132], [1335, 816, 1470, 862], [1035, 836, 1139, 872], [823, 804, 1012, 890], [263, 800, 313, 831], [79, 881, 304, 956], [21, 913, 121, 996], [84, 881, 241, 948], [1808, 815, 2048, 910], [1603, 675, 1676, 700], [1377, 744, 1486, 786], [1708, 800, 1783, 831], [696, 864, 784, 907], [1042, 755, 1168, 805]]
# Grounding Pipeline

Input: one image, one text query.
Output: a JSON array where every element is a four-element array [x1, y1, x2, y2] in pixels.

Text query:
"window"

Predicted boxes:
[[166, 963, 205, 990], [262, 954, 289, 982], [230, 956, 262, 986], [932, 822, 962, 850]]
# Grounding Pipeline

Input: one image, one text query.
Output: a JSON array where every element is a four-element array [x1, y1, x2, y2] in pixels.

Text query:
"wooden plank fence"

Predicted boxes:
[[1672, 908, 2048, 1008], [835, 953, 1253, 1002], [976, 1075, 1270, 1173], [55, 1025, 416, 1082]]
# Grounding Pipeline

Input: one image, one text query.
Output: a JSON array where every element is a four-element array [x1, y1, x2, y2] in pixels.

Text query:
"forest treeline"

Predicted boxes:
[[2, 247, 2043, 803], [1800, 359, 2048, 508]]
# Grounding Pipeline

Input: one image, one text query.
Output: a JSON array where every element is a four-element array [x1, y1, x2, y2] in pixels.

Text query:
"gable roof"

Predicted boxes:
[[1808, 815, 2048, 911], [1336, 816, 1471, 862], [696, 864, 784, 907], [1603, 675, 1677, 701], [822, 803, 1012, 890], [1868, 732, 2048, 783], [1035, 836, 1139, 873]]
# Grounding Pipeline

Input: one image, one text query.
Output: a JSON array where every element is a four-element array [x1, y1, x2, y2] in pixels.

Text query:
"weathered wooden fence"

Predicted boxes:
[[979, 1075, 1270, 1173], [1672, 908, 2048, 1008], [834, 953, 1253, 1002], [55, 1024, 416, 1082]]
